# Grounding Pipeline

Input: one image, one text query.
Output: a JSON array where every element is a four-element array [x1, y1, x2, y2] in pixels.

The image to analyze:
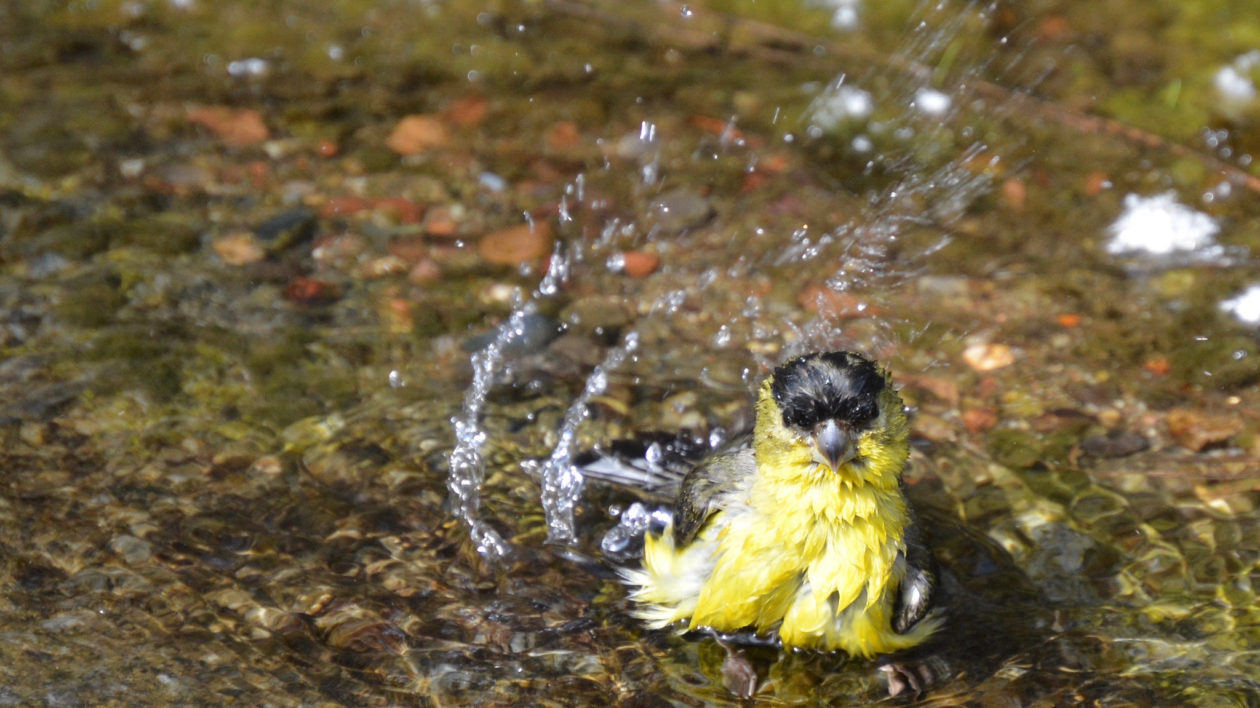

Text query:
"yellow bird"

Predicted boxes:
[[618, 351, 941, 657]]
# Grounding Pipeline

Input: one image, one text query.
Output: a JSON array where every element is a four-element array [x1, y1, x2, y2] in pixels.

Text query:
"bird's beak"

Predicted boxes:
[[812, 419, 856, 473]]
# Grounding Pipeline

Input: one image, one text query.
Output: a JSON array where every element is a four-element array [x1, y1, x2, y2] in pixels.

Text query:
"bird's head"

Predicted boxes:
[[756, 351, 910, 486]]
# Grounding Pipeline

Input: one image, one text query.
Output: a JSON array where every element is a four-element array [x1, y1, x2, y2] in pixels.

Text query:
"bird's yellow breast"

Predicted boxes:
[[686, 450, 913, 655], [622, 379, 940, 657]]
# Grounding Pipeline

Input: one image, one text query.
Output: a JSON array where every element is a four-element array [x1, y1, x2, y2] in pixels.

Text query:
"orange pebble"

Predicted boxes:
[[385, 115, 448, 155], [1056, 313, 1081, 328], [478, 222, 553, 265], [621, 250, 660, 278], [1084, 172, 1111, 196], [963, 408, 998, 433], [1001, 178, 1026, 210]]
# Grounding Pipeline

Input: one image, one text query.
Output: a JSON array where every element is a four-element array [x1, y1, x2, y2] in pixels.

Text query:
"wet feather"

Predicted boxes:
[[620, 352, 943, 657]]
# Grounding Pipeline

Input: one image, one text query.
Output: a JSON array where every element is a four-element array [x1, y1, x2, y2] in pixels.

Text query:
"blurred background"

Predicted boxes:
[[2, 0, 1260, 704]]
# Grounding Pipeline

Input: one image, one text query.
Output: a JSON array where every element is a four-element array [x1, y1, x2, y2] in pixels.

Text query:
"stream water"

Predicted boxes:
[[2, 0, 1260, 705]]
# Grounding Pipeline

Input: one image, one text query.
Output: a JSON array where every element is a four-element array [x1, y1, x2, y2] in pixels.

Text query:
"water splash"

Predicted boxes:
[[774, 138, 992, 355], [600, 502, 673, 562], [787, 2, 1001, 354], [447, 335, 514, 562], [450, 0, 1012, 559], [538, 331, 641, 545], [445, 245, 573, 562]]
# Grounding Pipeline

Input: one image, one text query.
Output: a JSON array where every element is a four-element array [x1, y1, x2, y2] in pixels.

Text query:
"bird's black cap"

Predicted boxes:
[[770, 351, 885, 431]]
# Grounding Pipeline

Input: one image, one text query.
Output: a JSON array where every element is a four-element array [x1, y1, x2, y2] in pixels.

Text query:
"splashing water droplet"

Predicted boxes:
[[539, 248, 569, 296], [446, 347, 511, 562], [445, 249, 573, 562], [600, 502, 673, 561], [644, 442, 664, 467], [709, 427, 729, 449], [605, 252, 627, 273], [639, 120, 657, 143], [587, 370, 608, 395], [539, 331, 641, 545]]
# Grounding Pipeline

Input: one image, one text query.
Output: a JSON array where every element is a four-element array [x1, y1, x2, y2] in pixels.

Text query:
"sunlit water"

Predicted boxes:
[[4, 0, 1260, 705], [439, 1, 1260, 704], [457, 2, 1001, 557]]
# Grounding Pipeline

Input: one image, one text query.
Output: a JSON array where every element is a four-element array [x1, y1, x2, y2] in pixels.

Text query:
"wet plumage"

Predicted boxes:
[[618, 351, 941, 657]]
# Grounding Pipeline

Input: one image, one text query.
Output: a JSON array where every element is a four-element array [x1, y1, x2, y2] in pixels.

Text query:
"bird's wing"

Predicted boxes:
[[892, 491, 939, 634], [671, 435, 756, 547], [572, 432, 713, 500]]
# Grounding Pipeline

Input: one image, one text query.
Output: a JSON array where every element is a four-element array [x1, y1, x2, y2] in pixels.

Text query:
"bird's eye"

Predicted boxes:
[[850, 401, 878, 425]]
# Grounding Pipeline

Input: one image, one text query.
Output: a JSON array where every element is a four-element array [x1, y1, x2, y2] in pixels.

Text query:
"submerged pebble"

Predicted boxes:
[[962, 342, 1015, 371], [1080, 430, 1149, 458], [109, 535, 153, 565], [463, 312, 563, 355], [646, 187, 713, 234], [253, 208, 318, 251], [212, 232, 265, 265], [611, 250, 660, 278], [186, 106, 270, 146], [1167, 408, 1242, 452], [478, 222, 554, 265], [385, 114, 449, 155]]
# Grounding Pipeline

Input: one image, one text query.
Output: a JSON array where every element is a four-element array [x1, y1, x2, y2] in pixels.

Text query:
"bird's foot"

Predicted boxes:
[[878, 655, 948, 698], [717, 638, 758, 700]]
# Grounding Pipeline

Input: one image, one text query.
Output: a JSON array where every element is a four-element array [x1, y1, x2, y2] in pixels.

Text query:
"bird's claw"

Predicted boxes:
[[717, 639, 758, 699], [879, 656, 945, 698]]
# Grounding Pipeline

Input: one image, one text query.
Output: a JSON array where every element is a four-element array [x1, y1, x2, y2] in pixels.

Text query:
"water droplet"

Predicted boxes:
[[227, 57, 269, 77], [645, 442, 663, 466], [639, 120, 657, 143], [714, 325, 732, 347], [539, 330, 641, 544], [709, 427, 728, 449], [479, 172, 507, 192], [601, 502, 657, 559]]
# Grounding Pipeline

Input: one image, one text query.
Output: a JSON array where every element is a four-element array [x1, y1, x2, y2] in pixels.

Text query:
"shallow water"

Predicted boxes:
[[3, 0, 1260, 705]]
